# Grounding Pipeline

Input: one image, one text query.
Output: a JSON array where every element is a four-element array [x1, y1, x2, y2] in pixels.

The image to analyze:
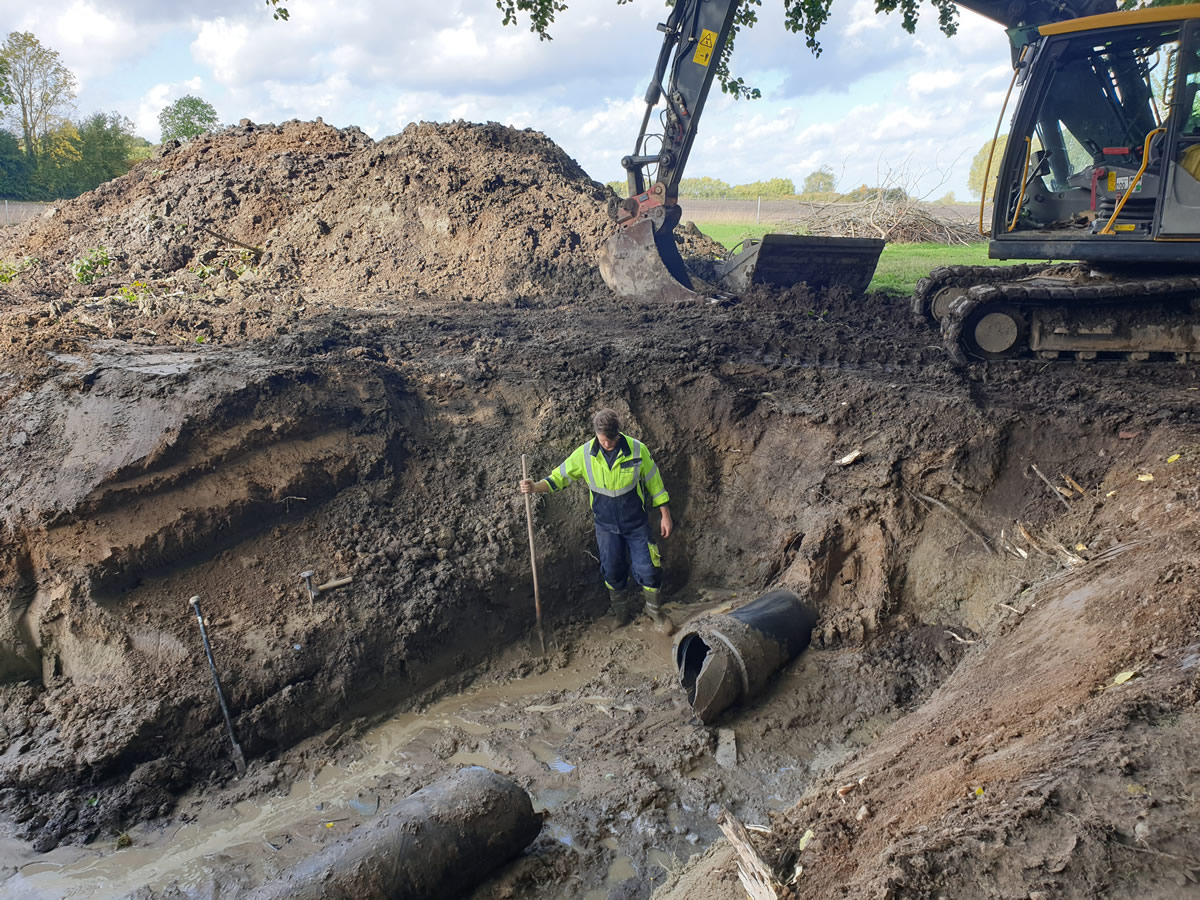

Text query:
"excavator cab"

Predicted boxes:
[[991, 11, 1200, 255]]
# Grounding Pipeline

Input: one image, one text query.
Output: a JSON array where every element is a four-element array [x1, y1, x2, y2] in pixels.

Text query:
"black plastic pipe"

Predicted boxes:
[[247, 767, 542, 900], [673, 588, 818, 724]]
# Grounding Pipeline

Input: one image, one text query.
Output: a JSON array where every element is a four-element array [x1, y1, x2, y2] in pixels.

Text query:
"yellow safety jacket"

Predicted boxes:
[[545, 433, 669, 533]]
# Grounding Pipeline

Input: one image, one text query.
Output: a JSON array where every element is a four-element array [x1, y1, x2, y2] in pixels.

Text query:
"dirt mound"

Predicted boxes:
[[0, 119, 613, 310]]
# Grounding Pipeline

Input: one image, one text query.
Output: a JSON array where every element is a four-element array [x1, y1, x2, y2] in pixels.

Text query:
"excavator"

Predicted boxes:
[[600, 0, 1200, 361]]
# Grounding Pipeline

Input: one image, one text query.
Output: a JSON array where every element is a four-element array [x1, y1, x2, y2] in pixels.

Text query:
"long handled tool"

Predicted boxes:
[[521, 455, 546, 655], [189, 596, 247, 776]]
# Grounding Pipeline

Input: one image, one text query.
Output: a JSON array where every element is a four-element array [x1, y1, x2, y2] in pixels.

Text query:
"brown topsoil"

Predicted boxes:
[[0, 119, 1197, 900]]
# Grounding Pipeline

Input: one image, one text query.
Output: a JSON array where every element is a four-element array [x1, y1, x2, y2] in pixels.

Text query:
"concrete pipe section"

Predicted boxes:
[[673, 589, 818, 724], [248, 767, 542, 900]]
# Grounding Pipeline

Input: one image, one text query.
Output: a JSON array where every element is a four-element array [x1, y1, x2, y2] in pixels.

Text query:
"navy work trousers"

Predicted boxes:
[[595, 521, 661, 591]]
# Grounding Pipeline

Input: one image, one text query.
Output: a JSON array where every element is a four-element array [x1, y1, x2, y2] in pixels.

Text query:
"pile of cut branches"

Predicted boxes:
[[808, 198, 978, 245]]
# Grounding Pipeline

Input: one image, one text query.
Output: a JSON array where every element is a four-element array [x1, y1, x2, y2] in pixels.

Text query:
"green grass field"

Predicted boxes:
[[692, 223, 1036, 295]]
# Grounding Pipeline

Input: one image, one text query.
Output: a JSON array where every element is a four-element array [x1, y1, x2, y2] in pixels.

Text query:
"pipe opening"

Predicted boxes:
[[676, 633, 711, 705]]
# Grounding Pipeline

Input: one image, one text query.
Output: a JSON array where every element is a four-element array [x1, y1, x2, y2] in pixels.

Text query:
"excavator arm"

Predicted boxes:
[[615, 0, 741, 229], [598, 0, 744, 302]]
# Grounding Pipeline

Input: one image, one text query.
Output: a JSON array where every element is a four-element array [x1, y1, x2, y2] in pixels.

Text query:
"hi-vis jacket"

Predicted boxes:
[[545, 433, 669, 534]]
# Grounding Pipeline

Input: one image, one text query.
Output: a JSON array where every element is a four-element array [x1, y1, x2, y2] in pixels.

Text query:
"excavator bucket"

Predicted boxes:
[[599, 219, 718, 304], [716, 234, 885, 295], [600, 222, 885, 303]]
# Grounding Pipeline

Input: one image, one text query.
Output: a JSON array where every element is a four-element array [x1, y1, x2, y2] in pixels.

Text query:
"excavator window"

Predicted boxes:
[[1004, 23, 1185, 231]]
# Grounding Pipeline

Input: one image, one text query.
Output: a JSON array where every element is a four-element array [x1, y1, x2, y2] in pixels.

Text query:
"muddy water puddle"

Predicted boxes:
[[3, 604, 876, 899], [2, 628, 674, 898]]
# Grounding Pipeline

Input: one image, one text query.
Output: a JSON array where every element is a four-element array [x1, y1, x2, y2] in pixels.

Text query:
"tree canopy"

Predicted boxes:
[[802, 165, 835, 194], [0, 56, 14, 108], [0, 32, 152, 200], [158, 95, 220, 143], [494, 0, 960, 96], [1, 32, 77, 165]]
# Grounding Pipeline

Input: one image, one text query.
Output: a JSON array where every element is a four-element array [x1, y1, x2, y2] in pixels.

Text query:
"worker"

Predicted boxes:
[[519, 408, 675, 634]]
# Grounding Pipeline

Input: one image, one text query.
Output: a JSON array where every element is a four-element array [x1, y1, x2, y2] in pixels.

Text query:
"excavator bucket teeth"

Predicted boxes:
[[599, 219, 712, 304]]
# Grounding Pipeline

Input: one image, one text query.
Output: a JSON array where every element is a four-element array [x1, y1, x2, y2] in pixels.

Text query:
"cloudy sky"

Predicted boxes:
[[0, 0, 1015, 198]]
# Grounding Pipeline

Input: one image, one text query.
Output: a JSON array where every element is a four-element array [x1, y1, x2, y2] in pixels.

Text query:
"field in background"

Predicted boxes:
[[693, 220, 1036, 295]]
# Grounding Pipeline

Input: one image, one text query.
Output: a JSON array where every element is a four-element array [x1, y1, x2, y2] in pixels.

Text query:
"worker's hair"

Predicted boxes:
[[592, 408, 621, 439]]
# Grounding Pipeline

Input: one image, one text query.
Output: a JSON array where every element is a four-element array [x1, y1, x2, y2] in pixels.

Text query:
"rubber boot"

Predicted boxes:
[[643, 588, 675, 635], [608, 587, 633, 631]]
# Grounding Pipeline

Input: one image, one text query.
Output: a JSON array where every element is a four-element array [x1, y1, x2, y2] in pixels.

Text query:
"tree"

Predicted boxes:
[[802, 166, 835, 194], [30, 119, 82, 197], [0, 129, 28, 197], [69, 112, 137, 192], [0, 56, 13, 108], [158, 95, 220, 143], [0, 32, 77, 166], [679, 176, 733, 198], [730, 177, 795, 198], [967, 134, 1008, 203]]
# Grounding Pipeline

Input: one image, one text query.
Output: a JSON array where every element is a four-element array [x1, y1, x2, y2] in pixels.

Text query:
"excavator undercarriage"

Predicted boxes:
[[915, 265, 1200, 361]]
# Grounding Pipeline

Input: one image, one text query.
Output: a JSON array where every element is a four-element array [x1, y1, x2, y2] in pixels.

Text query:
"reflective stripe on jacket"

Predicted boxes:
[[545, 433, 669, 533]]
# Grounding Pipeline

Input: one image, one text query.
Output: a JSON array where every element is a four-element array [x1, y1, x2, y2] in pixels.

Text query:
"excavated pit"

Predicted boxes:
[[1, 120, 1199, 899]]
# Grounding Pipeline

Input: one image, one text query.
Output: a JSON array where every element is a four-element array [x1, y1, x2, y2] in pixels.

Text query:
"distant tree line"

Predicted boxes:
[[605, 166, 923, 203], [0, 32, 222, 201]]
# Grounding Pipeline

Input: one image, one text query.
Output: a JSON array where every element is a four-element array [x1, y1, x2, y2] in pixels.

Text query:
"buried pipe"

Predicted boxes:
[[673, 588, 818, 724], [247, 767, 542, 900]]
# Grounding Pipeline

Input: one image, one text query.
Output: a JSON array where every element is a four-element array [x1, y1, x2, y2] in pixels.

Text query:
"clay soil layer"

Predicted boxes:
[[1, 120, 1198, 899]]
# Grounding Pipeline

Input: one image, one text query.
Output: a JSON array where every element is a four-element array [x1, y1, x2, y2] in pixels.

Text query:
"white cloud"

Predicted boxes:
[[191, 18, 252, 85], [907, 68, 964, 96]]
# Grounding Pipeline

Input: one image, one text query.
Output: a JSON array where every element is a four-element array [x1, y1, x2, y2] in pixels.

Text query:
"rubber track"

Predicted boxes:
[[940, 271, 1200, 362], [912, 263, 1062, 321]]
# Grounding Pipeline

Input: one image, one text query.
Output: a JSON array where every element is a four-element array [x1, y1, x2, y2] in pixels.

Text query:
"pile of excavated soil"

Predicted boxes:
[[0, 119, 614, 304], [0, 119, 726, 387], [2, 118, 1200, 900]]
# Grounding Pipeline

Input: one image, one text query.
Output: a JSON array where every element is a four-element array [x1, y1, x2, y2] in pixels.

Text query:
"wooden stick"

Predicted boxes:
[[716, 809, 783, 900], [1031, 464, 1072, 509], [192, 223, 264, 259], [521, 455, 546, 655], [945, 629, 978, 645], [911, 491, 995, 555]]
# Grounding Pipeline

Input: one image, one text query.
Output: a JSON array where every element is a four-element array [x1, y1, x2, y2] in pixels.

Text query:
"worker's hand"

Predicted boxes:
[[659, 506, 673, 539], [519, 479, 536, 494]]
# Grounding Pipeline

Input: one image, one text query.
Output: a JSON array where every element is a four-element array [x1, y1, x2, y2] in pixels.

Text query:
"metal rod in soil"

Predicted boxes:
[[189, 596, 247, 775], [521, 455, 546, 654]]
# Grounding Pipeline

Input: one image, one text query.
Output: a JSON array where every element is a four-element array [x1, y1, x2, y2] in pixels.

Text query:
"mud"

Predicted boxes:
[[1, 119, 1199, 900]]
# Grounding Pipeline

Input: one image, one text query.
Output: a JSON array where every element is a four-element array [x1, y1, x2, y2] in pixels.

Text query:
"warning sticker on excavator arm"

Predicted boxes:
[[693, 29, 717, 66]]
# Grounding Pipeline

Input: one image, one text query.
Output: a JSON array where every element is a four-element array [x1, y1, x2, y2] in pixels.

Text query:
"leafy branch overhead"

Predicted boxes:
[[494, 0, 960, 96], [271, 1, 959, 97]]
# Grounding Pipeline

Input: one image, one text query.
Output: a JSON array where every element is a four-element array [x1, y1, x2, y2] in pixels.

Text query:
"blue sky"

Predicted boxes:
[[0, 0, 1015, 198]]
